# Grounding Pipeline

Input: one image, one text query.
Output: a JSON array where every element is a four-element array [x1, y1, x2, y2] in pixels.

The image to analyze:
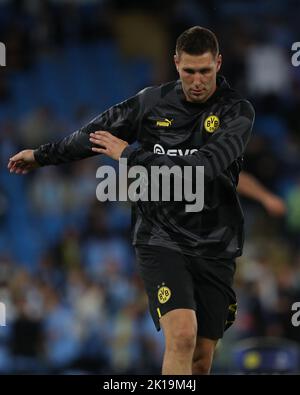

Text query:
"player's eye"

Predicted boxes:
[[184, 69, 195, 74]]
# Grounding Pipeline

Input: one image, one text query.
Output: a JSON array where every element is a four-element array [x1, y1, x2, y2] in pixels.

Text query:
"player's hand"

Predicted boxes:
[[89, 131, 128, 161], [263, 194, 287, 217], [8, 149, 40, 174]]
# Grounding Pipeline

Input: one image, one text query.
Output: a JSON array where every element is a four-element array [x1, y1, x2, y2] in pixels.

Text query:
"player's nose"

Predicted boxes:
[[193, 73, 203, 86]]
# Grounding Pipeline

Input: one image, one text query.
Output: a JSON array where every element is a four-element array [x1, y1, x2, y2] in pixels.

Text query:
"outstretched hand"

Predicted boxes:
[[8, 149, 40, 174], [262, 194, 287, 217], [89, 131, 128, 161]]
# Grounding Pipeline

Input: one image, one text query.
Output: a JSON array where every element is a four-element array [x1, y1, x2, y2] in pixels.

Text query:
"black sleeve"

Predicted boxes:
[[121, 100, 255, 181], [34, 94, 141, 166]]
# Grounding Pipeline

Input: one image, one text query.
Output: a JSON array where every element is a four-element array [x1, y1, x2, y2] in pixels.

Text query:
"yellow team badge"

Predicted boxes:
[[157, 285, 171, 304], [156, 118, 173, 128], [204, 115, 220, 133]]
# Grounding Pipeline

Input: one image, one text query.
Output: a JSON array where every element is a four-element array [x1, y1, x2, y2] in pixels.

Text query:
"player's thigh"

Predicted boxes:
[[135, 245, 196, 331], [191, 258, 237, 339]]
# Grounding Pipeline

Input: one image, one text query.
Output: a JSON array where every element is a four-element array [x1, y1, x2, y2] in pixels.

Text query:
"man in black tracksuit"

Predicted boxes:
[[8, 26, 255, 374]]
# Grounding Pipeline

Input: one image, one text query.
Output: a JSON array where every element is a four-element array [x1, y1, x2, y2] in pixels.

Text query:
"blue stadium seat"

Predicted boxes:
[[232, 337, 300, 374]]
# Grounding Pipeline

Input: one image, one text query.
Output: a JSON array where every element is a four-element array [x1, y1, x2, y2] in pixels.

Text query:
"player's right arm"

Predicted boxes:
[[8, 149, 40, 175], [8, 92, 142, 174]]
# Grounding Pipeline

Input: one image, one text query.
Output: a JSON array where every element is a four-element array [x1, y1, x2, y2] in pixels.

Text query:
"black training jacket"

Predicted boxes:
[[34, 75, 255, 259]]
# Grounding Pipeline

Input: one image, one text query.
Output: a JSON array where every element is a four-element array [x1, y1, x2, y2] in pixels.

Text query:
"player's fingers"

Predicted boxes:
[[14, 168, 28, 175], [17, 161, 28, 168], [90, 136, 111, 147], [11, 160, 33, 173], [93, 131, 119, 142], [93, 130, 111, 137], [13, 162, 29, 172], [91, 147, 108, 154], [9, 162, 21, 173], [8, 159, 19, 169], [90, 133, 111, 143]]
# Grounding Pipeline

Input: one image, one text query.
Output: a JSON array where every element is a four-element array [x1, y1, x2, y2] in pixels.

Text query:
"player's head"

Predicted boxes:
[[174, 26, 222, 103]]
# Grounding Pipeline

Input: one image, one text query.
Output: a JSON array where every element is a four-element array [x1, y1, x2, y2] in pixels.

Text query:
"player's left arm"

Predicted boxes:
[[238, 171, 286, 217]]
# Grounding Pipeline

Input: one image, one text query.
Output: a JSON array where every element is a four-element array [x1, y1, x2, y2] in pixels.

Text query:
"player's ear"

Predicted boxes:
[[174, 54, 179, 72], [216, 54, 222, 72]]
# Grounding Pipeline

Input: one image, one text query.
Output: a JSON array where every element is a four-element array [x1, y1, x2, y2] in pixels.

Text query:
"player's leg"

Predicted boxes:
[[160, 308, 197, 375], [135, 245, 197, 375], [192, 336, 218, 374], [188, 257, 237, 375]]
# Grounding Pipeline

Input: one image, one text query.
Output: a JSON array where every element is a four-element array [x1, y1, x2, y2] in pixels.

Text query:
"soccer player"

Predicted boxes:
[[8, 27, 256, 375]]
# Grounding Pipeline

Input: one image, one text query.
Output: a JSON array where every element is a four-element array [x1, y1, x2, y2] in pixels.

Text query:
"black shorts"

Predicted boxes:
[[135, 245, 237, 340]]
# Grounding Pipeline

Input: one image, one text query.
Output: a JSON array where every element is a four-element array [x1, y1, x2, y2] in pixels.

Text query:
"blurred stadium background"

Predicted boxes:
[[0, 0, 300, 374]]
